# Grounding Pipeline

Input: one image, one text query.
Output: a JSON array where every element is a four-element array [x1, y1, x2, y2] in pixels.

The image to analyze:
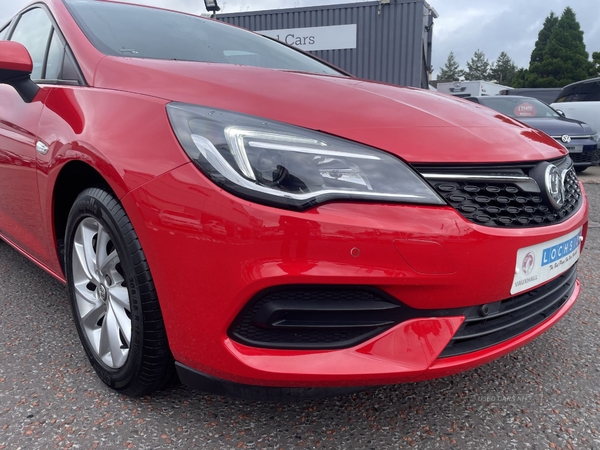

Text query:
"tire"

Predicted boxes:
[[65, 187, 175, 396], [575, 167, 587, 174]]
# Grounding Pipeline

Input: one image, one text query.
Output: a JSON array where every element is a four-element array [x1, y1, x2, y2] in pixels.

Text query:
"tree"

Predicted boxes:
[[529, 11, 559, 67], [463, 50, 491, 81], [527, 7, 594, 87], [438, 52, 463, 81], [593, 51, 600, 77], [490, 52, 518, 85], [511, 68, 529, 88]]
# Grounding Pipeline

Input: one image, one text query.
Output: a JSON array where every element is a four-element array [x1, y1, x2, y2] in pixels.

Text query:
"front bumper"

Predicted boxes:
[[122, 162, 588, 387], [176, 279, 579, 396]]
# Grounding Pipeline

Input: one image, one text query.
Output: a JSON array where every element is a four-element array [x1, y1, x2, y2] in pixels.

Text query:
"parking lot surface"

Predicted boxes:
[[1, 168, 600, 449]]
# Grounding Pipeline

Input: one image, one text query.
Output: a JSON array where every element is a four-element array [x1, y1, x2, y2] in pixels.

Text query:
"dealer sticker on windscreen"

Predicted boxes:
[[511, 227, 582, 295]]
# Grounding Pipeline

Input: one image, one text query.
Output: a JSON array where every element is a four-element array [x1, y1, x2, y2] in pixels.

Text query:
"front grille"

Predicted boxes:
[[570, 148, 600, 165], [417, 158, 582, 228], [230, 266, 578, 352], [440, 264, 577, 357]]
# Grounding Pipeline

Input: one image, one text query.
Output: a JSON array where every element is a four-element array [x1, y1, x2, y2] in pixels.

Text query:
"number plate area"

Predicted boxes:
[[511, 227, 582, 295], [565, 145, 583, 153]]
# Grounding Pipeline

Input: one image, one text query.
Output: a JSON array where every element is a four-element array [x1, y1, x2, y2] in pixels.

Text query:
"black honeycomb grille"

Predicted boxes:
[[570, 149, 600, 165], [424, 165, 582, 228], [229, 288, 404, 349], [440, 264, 577, 357]]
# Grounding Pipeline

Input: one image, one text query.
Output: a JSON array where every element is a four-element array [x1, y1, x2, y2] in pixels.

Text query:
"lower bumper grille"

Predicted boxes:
[[570, 149, 600, 165], [229, 287, 409, 350], [230, 266, 578, 353], [440, 264, 577, 357]]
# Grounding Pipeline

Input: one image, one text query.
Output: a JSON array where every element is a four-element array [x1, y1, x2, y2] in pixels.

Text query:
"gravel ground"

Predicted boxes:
[[1, 177, 599, 450]]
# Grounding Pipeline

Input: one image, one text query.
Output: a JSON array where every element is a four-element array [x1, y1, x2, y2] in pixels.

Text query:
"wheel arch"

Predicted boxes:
[[52, 160, 116, 270]]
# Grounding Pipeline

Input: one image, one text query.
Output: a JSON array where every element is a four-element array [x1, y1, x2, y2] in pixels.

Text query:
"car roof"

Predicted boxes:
[[557, 77, 600, 98], [561, 77, 600, 89], [470, 96, 535, 100]]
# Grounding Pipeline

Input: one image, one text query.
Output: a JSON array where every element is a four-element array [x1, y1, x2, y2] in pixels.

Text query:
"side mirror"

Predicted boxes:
[[0, 41, 39, 103], [555, 109, 566, 118]]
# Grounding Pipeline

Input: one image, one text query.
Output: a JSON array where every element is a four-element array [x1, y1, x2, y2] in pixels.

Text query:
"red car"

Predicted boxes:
[[0, 0, 588, 398]]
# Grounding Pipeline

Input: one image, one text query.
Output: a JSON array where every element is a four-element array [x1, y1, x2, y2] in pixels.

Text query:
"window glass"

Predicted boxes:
[[0, 23, 10, 40], [10, 9, 53, 80], [478, 97, 559, 119], [45, 30, 65, 79], [65, 0, 341, 76], [556, 80, 600, 103]]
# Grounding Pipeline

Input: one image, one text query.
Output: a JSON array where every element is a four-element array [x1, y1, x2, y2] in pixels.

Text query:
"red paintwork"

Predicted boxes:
[[94, 57, 568, 164], [120, 164, 587, 384], [0, 41, 33, 74], [220, 317, 466, 386], [0, 0, 589, 388]]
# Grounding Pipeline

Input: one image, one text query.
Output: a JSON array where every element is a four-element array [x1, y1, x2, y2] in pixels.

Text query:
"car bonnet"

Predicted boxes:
[[94, 57, 567, 164]]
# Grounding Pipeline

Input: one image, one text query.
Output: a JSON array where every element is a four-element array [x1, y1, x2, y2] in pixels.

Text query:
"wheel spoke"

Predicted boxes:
[[74, 222, 101, 284], [100, 249, 119, 274], [73, 241, 98, 284], [109, 286, 129, 309], [101, 305, 127, 368], [95, 224, 111, 273], [74, 280, 96, 305], [110, 298, 131, 347], [80, 300, 106, 331]]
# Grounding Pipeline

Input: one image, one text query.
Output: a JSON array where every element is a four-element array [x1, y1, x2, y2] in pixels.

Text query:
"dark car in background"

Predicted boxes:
[[466, 96, 600, 172], [499, 88, 561, 105]]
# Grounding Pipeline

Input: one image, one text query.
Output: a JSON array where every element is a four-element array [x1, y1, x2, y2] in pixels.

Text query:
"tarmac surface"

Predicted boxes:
[[1, 166, 600, 449]]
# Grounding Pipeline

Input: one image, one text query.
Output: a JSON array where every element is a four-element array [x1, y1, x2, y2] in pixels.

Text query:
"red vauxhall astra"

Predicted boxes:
[[0, 0, 588, 398]]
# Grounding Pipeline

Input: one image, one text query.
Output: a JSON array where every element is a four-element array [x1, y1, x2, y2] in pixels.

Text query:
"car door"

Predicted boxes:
[[0, 7, 61, 263]]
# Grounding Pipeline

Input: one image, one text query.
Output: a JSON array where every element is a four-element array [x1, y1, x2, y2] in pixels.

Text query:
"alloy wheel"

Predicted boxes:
[[72, 217, 131, 369]]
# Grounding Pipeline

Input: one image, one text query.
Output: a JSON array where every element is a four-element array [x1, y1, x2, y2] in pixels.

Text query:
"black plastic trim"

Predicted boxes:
[[228, 285, 412, 350], [9, 3, 87, 86], [230, 264, 578, 355], [440, 264, 577, 357], [415, 158, 582, 228], [175, 362, 366, 401], [1, 71, 40, 103]]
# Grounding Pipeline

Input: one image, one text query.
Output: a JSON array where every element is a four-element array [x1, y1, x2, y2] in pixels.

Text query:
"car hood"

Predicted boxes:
[[94, 58, 566, 164], [518, 117, 594, 137]]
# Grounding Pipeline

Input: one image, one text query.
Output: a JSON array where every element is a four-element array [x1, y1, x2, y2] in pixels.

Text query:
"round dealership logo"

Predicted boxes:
[[545, 164, 565, 210], [561, 135, 571, 144], [521, 252, 535, 275]]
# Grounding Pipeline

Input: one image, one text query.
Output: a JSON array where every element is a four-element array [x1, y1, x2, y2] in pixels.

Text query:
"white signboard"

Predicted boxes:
[[257, 24, 357, 51]]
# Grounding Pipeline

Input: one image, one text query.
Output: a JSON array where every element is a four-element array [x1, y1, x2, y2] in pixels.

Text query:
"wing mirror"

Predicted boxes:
[[0, 41, 39, 103]]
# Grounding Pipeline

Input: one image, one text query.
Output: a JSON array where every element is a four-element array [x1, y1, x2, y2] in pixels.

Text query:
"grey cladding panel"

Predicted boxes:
[[219, 0, 435, 88]]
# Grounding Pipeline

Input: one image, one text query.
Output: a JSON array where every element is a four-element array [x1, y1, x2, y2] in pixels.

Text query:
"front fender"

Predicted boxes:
[[36, 86, 190, 274]]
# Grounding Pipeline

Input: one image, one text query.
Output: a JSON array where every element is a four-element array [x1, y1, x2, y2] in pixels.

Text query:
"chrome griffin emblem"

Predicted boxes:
[[561, 135, 571, 144], [545, 164, 565, 210], [530, 162, 568, 211]]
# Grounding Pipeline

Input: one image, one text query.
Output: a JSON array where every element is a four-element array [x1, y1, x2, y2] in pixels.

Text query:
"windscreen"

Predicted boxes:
[[478, 97, 560, 119], [64, 0, 342, 75]]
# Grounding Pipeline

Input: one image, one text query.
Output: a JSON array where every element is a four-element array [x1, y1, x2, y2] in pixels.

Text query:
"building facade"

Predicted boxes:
[[219, 0, 437, 88]]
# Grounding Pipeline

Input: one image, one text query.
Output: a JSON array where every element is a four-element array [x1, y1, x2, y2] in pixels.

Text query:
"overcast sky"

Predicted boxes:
[[1, 0, 598, 78]]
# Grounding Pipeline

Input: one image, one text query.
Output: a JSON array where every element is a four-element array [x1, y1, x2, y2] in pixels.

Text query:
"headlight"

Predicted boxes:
[[592, 133, 599, 143], [167, 103, 444, 210]]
